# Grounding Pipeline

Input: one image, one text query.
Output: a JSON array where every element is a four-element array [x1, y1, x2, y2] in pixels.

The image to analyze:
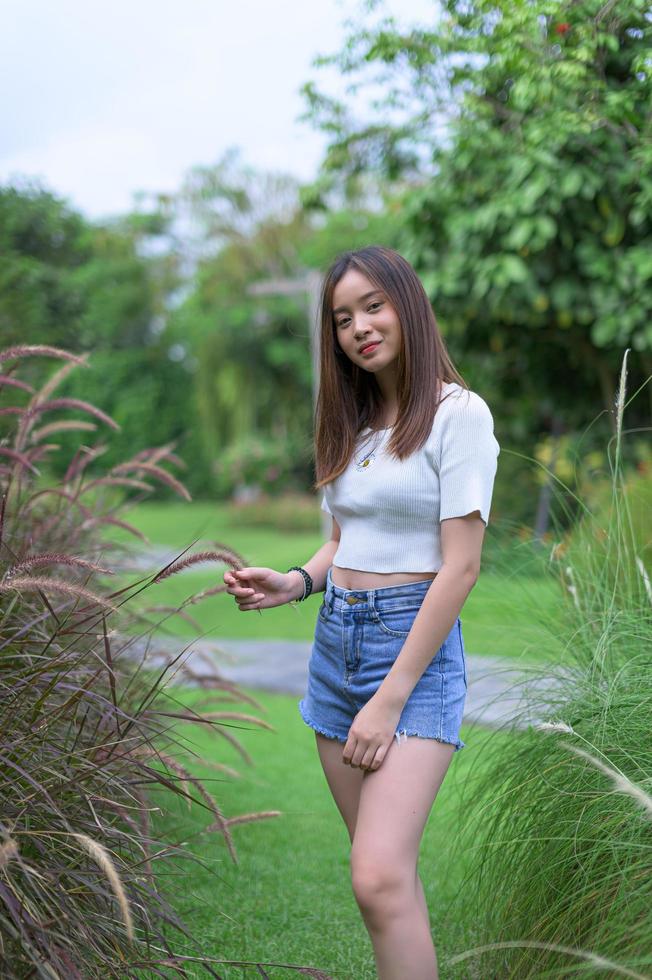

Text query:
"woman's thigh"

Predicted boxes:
[[315, 732, 364, 843], [352, 736, 455, 874]]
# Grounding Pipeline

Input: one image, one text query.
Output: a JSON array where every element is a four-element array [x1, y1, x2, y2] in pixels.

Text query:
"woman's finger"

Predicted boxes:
[[237, 592, 265, 608], [224, 574, 255, 594], [342, 736, 357, 766], [229, 588, 253, 600], [360, 745, 380, 769], [369, 744, 387, 771], [234, 567, 268, 582], [352, 748, 367, 768], [349, 742, 367, 769]]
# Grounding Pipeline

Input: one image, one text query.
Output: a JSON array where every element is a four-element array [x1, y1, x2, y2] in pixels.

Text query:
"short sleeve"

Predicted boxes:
[[320, 493, 332, 516], [434, 390, 500, 525]]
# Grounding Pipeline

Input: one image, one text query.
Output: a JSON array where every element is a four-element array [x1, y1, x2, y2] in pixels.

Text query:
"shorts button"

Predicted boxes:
[[346, 596, 360, 604]]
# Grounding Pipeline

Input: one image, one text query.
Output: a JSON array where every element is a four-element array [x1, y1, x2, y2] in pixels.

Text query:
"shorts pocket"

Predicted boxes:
[[375, 604, 420, 637], [318, 599, 329, 622]]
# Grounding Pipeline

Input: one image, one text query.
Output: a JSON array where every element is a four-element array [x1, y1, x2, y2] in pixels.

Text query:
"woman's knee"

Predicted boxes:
[[350, 848, 413, 915]]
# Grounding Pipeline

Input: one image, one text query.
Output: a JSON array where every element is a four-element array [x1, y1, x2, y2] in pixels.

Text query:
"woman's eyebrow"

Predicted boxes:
[[333, 290, 383, 315]]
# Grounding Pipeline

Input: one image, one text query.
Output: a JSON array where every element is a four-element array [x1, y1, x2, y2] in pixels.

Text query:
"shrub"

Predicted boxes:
[[226, 491, 323, 533], [212, 433, 314, 500]]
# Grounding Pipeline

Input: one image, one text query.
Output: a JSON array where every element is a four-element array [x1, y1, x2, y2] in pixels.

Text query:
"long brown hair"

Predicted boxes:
[[314, 245, 467, 489]]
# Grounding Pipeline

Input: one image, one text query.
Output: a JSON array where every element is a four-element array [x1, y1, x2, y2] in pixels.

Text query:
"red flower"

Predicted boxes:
[[555, 22, 571, 35]]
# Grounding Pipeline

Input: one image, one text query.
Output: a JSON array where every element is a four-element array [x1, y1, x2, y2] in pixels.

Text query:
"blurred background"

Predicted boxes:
[[2, 0, 650, 539], [3, 8, 652, 977]]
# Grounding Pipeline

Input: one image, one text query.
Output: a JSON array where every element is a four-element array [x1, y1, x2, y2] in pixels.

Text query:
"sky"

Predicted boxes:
[[1, 0, 437, 221]]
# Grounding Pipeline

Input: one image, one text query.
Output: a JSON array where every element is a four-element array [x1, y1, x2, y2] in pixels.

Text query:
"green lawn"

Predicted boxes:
[[108, 502, 566, 664], [119, 503, 549, 975], [151, 685, 514, 980]]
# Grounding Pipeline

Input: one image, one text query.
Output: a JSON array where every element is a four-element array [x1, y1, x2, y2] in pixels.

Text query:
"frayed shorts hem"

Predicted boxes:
[[394, 729, 466, 752], [298, 701, 347, 742], [299, 702, 465, 752]]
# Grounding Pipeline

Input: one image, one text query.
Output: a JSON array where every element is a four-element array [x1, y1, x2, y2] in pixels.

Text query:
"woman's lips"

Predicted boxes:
[[360, 342, 380, 355]]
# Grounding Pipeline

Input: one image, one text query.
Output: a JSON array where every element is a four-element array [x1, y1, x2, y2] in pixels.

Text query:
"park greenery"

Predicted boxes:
[[446, 352, 652, 977], [1, 0, 651, 975], [2, 0, 650, 533], [301, 0, 652, 535], [3, 345, 647, 977]]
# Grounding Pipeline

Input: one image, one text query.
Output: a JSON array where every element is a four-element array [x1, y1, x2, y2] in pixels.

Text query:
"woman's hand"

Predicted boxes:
[[342, 693, 404, 772], [223, 567, 303, 611]]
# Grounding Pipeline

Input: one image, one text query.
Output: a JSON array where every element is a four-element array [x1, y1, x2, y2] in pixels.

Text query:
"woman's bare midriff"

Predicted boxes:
[[330, 565, 438, 590]]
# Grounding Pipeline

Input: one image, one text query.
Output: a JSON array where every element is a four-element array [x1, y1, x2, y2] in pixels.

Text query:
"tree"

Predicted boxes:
[[0, 180, 200, 490], [165, 151, 406, 495], [302, 1, 652, 411], [0, 180, 90, 351], [302, 0, 652, 529], [0, 179, 174, 352]]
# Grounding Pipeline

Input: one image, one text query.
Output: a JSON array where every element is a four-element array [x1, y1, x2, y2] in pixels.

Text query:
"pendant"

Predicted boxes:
[[354, 448, 376, 471]]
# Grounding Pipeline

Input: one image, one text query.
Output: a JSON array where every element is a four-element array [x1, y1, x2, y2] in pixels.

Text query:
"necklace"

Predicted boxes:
[[354, 428, 386, 470], [354, 445, 377, 471]]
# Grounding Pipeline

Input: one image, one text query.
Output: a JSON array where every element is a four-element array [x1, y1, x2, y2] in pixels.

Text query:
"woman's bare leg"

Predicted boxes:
[[314, 733, 431, 927], [350, 736, 455, 980], [315, 733, 363, 843]]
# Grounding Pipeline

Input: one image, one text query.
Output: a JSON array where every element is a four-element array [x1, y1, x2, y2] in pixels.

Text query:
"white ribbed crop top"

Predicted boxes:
[[320, 382, 500, 573]]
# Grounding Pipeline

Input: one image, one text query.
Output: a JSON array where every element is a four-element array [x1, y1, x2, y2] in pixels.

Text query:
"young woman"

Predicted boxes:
[[224, 246, 499, 980]]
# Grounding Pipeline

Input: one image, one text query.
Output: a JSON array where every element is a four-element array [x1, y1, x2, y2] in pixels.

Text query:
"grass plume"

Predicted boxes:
[[0, 840, 19, 871], [70, 834, 134, 942], [447, 350, 652, 977]]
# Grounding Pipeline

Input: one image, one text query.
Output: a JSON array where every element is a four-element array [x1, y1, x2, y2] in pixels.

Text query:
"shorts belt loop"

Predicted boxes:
[[324, 567, 334, 613], [327, 577, 335, 613], [369, 589, 377, 618]]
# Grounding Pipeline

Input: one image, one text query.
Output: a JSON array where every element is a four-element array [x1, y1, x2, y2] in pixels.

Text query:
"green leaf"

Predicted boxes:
[[505, 221, 534, 250], [535, 215, 557, 243], [560, 170, 583, 197], [501, 254, 530, 284]]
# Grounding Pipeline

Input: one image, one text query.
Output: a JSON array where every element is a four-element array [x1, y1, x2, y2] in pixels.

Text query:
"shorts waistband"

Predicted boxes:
[[324, 565, 434, 609]]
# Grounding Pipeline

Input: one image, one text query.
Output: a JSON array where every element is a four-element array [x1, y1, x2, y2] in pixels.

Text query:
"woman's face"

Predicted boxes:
[[331, 268, 402, 377]]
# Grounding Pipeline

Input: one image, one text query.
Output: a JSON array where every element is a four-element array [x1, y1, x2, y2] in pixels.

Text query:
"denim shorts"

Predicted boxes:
[[298, 566, 467, 752]]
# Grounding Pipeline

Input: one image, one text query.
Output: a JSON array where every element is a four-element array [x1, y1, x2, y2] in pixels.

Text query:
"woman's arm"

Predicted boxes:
[[225, 515, 341, 608], [341, 512, 485, 769], [288, 516, 341, 599], [375, 512, 484, 710]]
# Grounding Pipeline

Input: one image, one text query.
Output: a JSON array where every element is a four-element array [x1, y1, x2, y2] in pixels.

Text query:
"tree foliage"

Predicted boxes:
[[0, 180, 173, 352], [302, 0, 652, 445], [0, 161, 407, 500], [164, 151, 405, 496], [0, 181, 206, 491]]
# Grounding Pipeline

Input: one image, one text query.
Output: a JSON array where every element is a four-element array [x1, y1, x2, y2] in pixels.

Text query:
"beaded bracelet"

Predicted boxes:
[[287, 565, 313, 602]]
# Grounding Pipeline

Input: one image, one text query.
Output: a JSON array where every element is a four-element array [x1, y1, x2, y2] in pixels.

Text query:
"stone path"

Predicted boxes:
[[128, 633, 567, 733]]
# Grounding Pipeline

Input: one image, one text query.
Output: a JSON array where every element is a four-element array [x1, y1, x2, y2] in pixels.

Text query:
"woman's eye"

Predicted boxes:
[[334, 301, 382, 326]]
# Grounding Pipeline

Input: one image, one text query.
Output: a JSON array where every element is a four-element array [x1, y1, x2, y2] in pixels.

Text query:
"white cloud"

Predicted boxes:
[[0, 0, 439, 218]]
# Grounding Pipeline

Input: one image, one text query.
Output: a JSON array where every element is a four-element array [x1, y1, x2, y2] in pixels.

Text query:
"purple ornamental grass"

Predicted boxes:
[[0, 346, 327, 978]]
